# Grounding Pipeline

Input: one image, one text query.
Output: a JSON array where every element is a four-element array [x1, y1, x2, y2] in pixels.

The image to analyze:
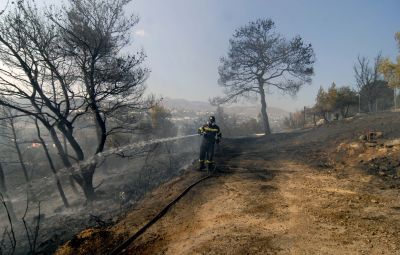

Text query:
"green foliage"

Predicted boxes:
[[314, 83, 358, 120], [378, 32, 400, 90], [336, 86, 358, 117], [314, 86, 331, 120]]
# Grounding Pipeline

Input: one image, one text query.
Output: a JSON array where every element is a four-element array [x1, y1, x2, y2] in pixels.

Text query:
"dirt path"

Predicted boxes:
[[124, 137, 400, 255]]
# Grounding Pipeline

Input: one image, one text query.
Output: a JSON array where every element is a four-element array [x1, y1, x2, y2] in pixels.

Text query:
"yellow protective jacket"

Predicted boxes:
[[198, 123, 222, 143]]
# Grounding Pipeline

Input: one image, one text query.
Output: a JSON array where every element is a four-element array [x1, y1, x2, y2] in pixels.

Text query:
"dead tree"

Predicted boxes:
[[213, 19, 315, 134], [0, 2, 83, 195], [53, 0, 149, 199], [0, 0, 148, 200], [354, 54, 382, 112]]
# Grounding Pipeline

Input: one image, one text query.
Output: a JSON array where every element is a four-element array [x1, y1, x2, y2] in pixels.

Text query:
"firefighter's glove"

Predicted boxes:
[[216, 138, 220, 144]]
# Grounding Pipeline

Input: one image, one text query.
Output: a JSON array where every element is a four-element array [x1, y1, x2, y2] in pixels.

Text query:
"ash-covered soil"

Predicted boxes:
[[56, 111, 400, 255], [0, 139, 198, 254]]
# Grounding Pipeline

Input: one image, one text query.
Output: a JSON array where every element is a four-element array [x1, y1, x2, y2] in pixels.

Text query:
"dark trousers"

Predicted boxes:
[[199, 139, 215, 165]]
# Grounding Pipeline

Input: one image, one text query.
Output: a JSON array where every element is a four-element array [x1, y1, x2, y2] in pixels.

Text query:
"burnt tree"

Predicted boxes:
[[0, 0, 148, 200], [52, 0, 149, 199]]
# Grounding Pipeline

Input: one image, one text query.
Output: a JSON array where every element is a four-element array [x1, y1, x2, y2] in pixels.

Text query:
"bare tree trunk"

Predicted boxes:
[[0, 163, 17, 221], [88, 61, 107, 155], [63, 134, 68, 157], [56, 124, 98, 201], [49, 127, 72, 167], [57, 124, 85, 161], [48, 127, 80, 194], [94, 110, 107, 154], [50, 126, 97, 201], [81, 163, 96, 201], [34, 119, 69, 207], [258, 84, 271, 135]]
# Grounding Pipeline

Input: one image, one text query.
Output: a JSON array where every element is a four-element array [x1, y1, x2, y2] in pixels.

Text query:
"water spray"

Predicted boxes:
[[57, 134, 199, 177]]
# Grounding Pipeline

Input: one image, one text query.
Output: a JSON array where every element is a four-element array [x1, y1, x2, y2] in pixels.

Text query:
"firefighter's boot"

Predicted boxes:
[[198, 160, 206, 171], [206, 160, 214, 172]]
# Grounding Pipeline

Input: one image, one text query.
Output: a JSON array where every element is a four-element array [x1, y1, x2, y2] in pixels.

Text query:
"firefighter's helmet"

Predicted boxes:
[[209, 116, 216, 123]]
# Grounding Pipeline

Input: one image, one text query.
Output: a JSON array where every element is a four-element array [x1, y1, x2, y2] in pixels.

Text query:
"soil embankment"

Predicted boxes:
[[57, 112, 400, 255]]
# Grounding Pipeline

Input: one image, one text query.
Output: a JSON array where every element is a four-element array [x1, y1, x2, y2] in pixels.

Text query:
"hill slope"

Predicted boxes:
[[57, 112, 400, 254], [162, 97, 289, 119]]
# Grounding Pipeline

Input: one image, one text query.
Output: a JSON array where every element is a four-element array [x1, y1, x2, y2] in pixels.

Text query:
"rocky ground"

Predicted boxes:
[[56, 111, 400, 255]]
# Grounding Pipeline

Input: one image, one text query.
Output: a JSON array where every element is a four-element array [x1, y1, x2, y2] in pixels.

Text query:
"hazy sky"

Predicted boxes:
[[1, 0, 399, 111], [130, 0, 399, 111]]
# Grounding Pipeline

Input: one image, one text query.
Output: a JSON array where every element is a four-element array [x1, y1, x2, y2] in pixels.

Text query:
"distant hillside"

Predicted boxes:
[[224, 105, 289, 120], [162, 98, 214, 112], [161, 98, 289, 119]]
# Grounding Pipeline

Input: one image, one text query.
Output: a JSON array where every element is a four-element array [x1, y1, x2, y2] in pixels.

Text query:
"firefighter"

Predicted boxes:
[[198, 116, 222, 170]]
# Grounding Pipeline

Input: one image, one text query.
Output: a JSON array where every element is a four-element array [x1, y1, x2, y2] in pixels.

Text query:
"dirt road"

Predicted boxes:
[[124, 135, 399, 254], [57, 112, 400, 255]]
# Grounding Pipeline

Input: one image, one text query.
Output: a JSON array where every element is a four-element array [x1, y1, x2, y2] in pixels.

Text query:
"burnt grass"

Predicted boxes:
[[0, 139, 199, 254]]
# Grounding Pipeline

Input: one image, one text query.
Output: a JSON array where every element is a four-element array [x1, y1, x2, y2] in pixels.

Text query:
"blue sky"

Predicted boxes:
[[1, 0, 398, 111], [130, 0, 399, 111]]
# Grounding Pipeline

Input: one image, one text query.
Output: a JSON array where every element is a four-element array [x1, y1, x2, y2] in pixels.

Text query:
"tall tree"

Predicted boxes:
[[0, 0, 85, 196], [0, 0, 148, 200], [213, 19, 315, 134], [55, 0, 149, 153], [52, 0, 149, 199]]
